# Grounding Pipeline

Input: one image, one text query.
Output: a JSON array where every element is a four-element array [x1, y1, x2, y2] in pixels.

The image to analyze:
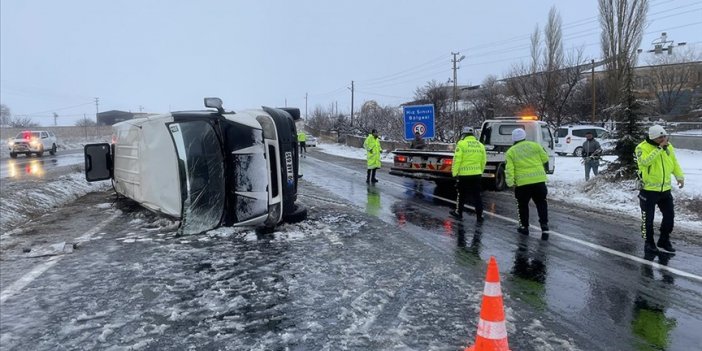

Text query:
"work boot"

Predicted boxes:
[[371, 178, 379, 183], [476, 214, 484, 224], [644, 241, 659, 253], [657, 240, 676, 254], [449, 210, 463, 219], [517, 226, 529, 235]]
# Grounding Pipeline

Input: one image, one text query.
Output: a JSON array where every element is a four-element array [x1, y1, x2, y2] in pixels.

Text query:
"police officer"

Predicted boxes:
[[449, 127, 486, 222], [297, 131, 307, 156], [505, 128, 550, 239], [364, 129, 381, 183], [636, 125, 684, 254]]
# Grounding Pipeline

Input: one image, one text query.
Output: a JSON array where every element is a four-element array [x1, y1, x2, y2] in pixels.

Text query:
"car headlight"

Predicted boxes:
[[8, 141, 14, 146]]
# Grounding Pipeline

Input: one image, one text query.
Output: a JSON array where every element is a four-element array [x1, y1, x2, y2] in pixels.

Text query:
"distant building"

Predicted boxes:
[[97, 110, 134, 126]]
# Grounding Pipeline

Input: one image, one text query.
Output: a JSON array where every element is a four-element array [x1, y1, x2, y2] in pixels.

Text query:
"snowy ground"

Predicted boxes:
[[313, 141, 702, 234]]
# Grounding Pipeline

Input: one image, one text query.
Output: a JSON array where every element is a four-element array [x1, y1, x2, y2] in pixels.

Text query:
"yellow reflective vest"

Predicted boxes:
[[363, 134, 381, 169], [505, 140, 549, 187], [635, 140, 684, 192], [297, 132, 306, 142], [452, 135, 486, 177]]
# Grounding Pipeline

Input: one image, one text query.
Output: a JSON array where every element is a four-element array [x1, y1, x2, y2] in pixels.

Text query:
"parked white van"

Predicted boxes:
[[554, 125, 610, 156]]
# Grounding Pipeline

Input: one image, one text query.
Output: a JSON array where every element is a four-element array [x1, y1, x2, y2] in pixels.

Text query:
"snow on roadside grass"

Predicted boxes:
[[0, 172, 111, 235], [317, 142, 702, 234]]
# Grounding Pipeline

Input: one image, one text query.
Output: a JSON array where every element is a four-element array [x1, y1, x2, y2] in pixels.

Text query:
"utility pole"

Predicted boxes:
[[305, 92, 308, 120], [637, 32, 687, 56], [139, 105, 144, 113], [285, 98, 287, 107], [591, 59, 596, 123], [349, 80, 355, 126], [451, 52, 465, 112], [94, 97, 99, 137], [53, 112, 58, 126]]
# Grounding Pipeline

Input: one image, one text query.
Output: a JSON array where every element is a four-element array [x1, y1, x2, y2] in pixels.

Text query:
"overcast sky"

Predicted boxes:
[[1, 0, 700, 126]]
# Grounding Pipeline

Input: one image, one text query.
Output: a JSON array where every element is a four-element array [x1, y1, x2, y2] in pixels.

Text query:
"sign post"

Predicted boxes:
[[403, 104, 435, 140]]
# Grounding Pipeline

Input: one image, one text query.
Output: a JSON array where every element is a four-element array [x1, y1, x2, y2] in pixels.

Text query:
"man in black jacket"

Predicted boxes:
[[582, 131, 602, 181]]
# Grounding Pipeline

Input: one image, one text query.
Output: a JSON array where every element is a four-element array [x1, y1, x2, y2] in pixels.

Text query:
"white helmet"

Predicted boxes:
[[461, 126, 474, 134], [648, 125, 668, 140]]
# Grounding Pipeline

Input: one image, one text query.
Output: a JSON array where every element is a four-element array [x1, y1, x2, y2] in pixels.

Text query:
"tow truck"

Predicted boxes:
[[390, 116, 555, 190], [84, 98, 307, 234]]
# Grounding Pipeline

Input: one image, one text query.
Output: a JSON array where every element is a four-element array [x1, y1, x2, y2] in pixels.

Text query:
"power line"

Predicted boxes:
[[21, 101, 95, 117]]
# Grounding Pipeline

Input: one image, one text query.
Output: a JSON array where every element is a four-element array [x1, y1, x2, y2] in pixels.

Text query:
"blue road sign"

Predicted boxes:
[[403, 104, 435, 140]]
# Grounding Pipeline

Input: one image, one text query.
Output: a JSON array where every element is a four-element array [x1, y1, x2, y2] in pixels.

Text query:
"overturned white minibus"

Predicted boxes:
[[85, 98, 306, 234]]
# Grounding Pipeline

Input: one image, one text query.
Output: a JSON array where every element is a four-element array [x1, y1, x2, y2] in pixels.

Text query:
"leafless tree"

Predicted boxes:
[[356, 100, 403, 140], [0, 104, 11, 126], [75, 116, 97, 127], [645, 49, 702, 115], [466, 75, 509, 122], [413, 80, 452, 141], [10, 116, 38, 128], [505, 7, 586, 127], [599, 0, 649, 109]]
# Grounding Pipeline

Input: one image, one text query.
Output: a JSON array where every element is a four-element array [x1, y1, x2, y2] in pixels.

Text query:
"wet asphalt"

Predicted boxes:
[[300, 149, 702, 350], [0, 148, 700, 350]]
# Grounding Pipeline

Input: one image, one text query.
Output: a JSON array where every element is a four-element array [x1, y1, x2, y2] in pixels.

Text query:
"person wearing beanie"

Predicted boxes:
[[635, 125, 684, 254], [505, 128, 550, 239], [449, 126, 486, 223], [363, 129, 381, 183]]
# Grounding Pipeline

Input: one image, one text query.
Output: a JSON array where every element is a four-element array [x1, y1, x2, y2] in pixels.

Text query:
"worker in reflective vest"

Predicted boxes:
[[635, 125, 684, 254], [505, 128, 550, 239], [363, 129, 381, 183], [449, 126, 486, 222], [297, 131, 307, 156]]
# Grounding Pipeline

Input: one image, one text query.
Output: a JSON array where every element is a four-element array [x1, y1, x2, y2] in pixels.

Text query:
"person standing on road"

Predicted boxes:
[[297, 131, 307, 157], [636, 125, 684, 254], [364, 129, 381, 183], [505, 128, 550, 239], [582, 131, 602, 181], [449, 127, 486, 223], [410, 131, 427, 149]]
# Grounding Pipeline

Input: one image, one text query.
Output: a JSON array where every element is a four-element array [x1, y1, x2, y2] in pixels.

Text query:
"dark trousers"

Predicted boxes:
[[514, 182, 548, 228], [455, 175, 483, 217], [366, 168, 377, 181], [299, 142, 306, 153], [639, 190, 674, 244]]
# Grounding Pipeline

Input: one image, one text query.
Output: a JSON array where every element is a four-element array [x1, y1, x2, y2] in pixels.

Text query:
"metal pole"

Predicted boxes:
[[350, 80, 354, 127], [591, 59, 596, 124]]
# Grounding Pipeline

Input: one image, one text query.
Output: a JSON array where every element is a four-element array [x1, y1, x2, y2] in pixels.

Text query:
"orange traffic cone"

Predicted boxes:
[[465, 256, 510, 351]]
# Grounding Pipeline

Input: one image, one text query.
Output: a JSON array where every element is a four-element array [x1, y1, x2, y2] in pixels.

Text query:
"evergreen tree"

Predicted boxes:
[[608, 70, 646, 179]]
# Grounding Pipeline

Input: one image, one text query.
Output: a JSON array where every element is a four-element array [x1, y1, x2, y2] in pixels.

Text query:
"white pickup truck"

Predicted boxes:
[[390, 117, 555, 190], [8, 130, 58, 158]]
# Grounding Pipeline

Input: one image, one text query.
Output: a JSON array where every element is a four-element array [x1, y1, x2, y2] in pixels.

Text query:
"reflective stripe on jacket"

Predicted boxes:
[[635, 140, 684, 192], [297, 132, 306, 142], [363, 134, 381, 169], [452, 135, 486, 177], [505, 140, 549, 187]]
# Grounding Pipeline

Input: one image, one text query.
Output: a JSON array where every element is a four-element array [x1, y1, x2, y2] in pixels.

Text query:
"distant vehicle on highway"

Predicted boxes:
[[7, 130, 58, 158], [84, 98, 307, 234], [307, 136, 318, 147]]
